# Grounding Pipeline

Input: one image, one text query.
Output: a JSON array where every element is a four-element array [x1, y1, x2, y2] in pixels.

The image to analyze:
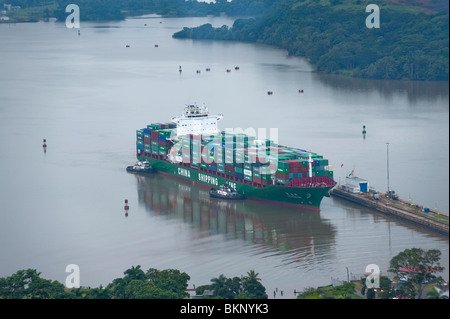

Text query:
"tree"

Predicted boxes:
[[145, 268, 190, 299], [245, 270, 261, 282], [242, 270, 267, 299], [209, 271, 268, 299], [361, 276, 393, 299], [0, 269, 65, 299], [105, 266, 190, 299], [389, 248, 445, 299], [124, 265, 146, 281], [210, 274, 228, 297]]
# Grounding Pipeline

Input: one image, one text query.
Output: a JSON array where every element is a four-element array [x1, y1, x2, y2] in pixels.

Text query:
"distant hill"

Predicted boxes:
[[379, 0, 449, 13], [173, 0, 449, 81]]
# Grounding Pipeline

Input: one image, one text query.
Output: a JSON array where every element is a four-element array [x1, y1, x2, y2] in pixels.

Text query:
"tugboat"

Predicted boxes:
[[209, 184, 245, 200], [126, 161, 156, 174]]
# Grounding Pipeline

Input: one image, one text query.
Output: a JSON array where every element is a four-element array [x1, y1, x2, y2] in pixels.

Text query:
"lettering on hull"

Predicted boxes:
[[286, 192, 303, 199], [198, 173, 218, 186], [177, 167, 191, 178]]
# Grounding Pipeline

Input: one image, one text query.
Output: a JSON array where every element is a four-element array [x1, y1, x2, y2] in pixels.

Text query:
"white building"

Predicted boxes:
[[171, 104, 223, 137], [342, 176, 369, 193]]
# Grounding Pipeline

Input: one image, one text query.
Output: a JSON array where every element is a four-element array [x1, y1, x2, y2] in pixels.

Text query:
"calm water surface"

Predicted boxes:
[[0, 15, 448, 298]]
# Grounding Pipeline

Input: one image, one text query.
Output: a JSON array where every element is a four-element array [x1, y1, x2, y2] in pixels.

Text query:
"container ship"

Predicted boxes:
[[135, 104, 337, 211]]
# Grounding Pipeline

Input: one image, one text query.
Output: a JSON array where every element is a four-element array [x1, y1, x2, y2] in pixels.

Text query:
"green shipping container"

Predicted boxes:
[[225, 170, 234, 177], [159, 129, 172, 137], [150, 124, 161, 130], [277, 167, 289, 174]]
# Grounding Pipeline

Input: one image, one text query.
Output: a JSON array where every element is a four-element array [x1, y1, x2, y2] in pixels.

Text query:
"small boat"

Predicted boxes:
[[209, 184, 245, 200], [126, 161, 156, 174]]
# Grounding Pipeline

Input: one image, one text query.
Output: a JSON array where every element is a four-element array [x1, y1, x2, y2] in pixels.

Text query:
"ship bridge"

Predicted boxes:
[[171, 104, 223, 137]]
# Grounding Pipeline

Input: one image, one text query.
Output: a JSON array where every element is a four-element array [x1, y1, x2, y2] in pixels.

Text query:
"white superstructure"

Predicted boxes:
[[171, 104, 223, 137]]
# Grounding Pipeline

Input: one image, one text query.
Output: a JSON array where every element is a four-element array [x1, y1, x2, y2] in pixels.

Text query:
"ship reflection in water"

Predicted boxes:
[[134, 174, 337, 259]]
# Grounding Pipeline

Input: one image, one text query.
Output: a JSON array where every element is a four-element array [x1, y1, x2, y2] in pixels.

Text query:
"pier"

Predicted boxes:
[[329, 186, 449, 235]]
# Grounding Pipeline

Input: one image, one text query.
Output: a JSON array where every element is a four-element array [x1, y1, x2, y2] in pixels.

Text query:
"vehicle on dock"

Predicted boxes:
[[386, 190, 399, 200]]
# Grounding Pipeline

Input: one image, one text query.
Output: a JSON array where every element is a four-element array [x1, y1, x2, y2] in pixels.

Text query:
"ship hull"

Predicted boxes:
[[137, 155, 334, 212]]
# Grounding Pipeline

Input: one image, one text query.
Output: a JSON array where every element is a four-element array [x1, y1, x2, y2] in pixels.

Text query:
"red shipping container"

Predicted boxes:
[[253, 177, 262, 184], [276, 172, 289, 179], [159, 140, 173, 147], [225, 165, 235, 171], [151, 130, 159, 141]]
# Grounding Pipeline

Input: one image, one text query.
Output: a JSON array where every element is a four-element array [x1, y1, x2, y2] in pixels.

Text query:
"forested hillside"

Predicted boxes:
[[173, 0, 449, 81], [2, 0, 448, 81]]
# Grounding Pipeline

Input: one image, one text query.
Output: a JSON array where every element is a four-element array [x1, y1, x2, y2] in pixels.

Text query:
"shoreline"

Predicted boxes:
[[329, 186, 449, 235]]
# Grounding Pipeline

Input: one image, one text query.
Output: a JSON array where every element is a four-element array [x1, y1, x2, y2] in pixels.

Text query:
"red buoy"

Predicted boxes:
[[43, 139, 47, 148], [124, 199, 129, 211]]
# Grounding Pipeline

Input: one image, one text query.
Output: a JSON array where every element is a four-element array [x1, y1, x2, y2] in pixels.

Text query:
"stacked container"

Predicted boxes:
[[136, 129, 144, 154], [137, 127, 333, 187]]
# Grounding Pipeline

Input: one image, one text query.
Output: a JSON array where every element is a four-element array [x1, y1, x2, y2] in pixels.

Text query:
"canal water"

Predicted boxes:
[[0, 15, 448, 298]]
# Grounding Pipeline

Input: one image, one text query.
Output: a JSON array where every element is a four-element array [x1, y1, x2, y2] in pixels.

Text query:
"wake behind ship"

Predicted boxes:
[[134, 104, 337, 211]]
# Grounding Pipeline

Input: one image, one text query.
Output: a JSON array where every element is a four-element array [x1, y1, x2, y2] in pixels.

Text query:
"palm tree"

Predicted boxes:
[[245, 270, 261, 283], [124, 265, 146, 281], [210, 274, 227, 297], [242, 270, 268, 299]]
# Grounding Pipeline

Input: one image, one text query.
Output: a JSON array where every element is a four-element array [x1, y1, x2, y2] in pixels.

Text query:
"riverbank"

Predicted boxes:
[[329, 186, 449, 235]]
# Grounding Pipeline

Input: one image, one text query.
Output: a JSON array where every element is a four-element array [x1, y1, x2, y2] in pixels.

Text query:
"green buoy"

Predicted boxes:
[[362, 125, 366, 134]]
